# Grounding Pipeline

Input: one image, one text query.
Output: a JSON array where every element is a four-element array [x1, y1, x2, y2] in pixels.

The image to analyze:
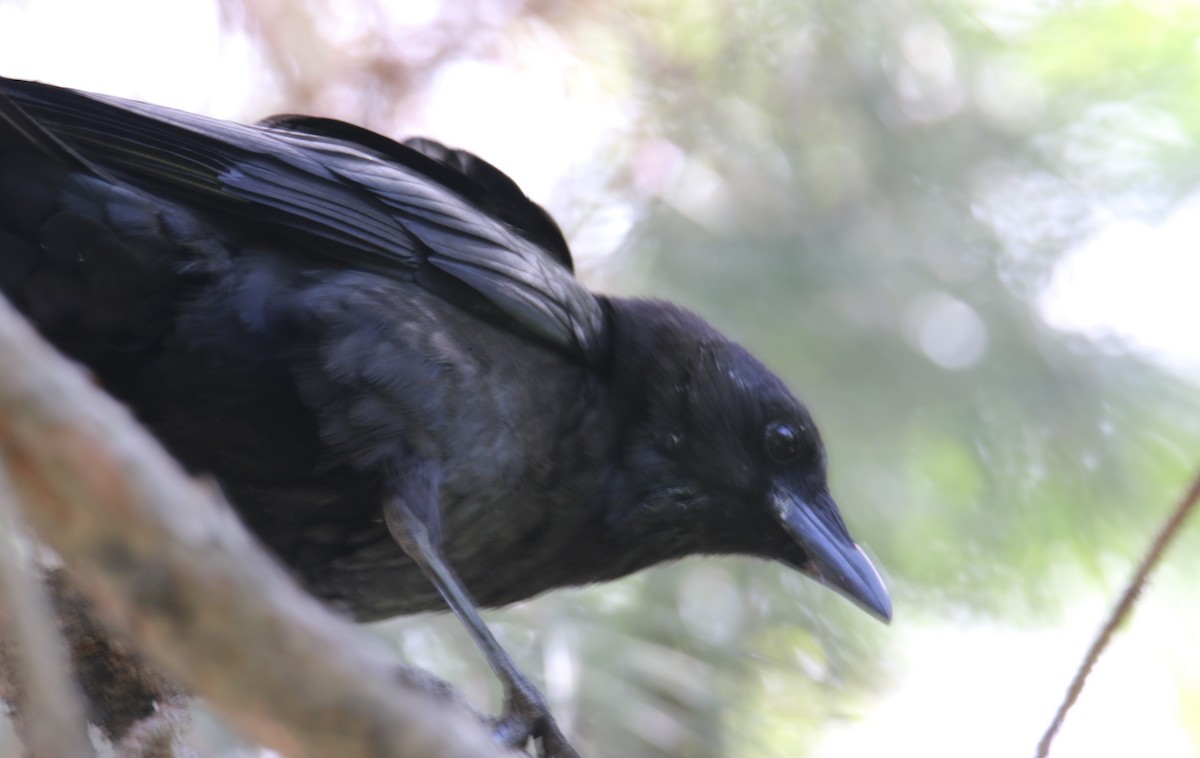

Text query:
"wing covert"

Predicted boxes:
[[0, 77, 607, 361]]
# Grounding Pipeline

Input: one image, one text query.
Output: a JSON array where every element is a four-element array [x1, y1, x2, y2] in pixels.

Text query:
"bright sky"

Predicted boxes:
[[1041, 199, 1200, 379], [1, 1, 1196, 756], [0, 0, 263, 116], [820, 593, 1200, 758]]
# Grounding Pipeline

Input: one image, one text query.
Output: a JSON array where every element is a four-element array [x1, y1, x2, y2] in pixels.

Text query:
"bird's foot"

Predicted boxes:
[[490, 676, 579, 758]]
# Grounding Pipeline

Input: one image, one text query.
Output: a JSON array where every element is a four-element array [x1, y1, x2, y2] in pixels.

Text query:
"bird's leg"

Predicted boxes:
[[383, 474, 578, 758]]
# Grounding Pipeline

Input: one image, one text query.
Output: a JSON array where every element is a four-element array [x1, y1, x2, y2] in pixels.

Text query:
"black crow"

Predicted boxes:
[[0, 77, 890, 756]]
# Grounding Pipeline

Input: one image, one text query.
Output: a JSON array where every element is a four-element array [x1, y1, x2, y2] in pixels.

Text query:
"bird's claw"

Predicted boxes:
[[490, 680, 579, 758]]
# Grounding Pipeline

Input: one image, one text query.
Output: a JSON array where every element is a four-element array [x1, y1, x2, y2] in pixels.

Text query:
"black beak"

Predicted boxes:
[[770, 488, 892, 623]]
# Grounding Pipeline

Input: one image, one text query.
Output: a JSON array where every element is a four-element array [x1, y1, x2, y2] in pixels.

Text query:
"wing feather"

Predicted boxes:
[[0, 77, 606, 360]]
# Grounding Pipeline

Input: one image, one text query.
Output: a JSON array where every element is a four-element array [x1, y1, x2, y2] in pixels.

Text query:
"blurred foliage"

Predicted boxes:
[[5, 0, 1199, 754]]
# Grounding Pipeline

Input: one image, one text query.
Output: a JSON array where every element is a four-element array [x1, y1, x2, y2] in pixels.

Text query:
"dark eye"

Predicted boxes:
[[764, 421, 801, 463]]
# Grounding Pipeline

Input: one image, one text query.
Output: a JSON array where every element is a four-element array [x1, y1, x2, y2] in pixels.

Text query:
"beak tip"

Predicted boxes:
[[771, 490, 893, 625], [805, 540, 894, 624], [863, 588, 893, 625], [843, 542, 893, 624]]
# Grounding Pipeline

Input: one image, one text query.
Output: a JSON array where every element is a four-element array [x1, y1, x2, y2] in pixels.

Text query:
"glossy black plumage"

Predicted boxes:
[[0, 77, 890, 753]]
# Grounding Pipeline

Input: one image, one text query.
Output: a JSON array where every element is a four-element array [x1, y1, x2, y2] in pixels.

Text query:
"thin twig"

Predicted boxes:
[[0, 464, 95, 757], [1036, 468, 1200, 757]]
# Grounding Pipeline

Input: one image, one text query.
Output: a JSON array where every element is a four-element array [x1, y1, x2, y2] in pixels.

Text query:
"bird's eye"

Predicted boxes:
[[764, 421, 801, 463]]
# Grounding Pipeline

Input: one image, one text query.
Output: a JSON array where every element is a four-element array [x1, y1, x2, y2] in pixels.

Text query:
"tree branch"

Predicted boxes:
[[0, 292, 510, 757]]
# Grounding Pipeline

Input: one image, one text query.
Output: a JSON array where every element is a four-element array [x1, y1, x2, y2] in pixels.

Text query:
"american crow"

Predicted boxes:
[[0, 76, 890, 756]]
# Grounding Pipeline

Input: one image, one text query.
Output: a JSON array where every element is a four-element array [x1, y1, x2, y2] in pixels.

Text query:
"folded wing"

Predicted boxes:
[[0, 78, 606, 362]]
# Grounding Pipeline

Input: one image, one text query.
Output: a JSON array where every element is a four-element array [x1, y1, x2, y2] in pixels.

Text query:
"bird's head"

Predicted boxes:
[[607, 299, 891, 623]]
